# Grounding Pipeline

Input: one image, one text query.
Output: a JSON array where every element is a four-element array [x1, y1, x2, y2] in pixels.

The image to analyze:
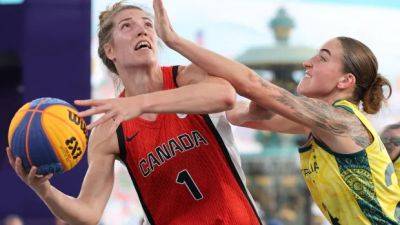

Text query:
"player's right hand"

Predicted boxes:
[[153, 0, 179, 47], [6, 147, 53, 194]]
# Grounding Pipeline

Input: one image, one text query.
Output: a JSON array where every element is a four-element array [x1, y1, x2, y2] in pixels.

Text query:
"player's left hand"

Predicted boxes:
[[75, 98, 143, 130], [153, 0, 179, 47], [6, 147, 53, 193]]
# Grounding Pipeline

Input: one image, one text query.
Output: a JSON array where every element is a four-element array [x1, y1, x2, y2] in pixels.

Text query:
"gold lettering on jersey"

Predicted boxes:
[[138, 130, 208, 177]]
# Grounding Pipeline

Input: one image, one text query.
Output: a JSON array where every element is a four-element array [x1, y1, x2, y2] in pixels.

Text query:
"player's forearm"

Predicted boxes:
[[139, 79, 236, 114], [35, 186, 99, 225], [170, 37, 256, 96]]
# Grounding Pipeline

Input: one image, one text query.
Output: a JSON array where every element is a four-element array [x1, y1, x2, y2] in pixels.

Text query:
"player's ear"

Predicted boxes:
[[337, 73, 356, 89], [104, 43, 116, 62]]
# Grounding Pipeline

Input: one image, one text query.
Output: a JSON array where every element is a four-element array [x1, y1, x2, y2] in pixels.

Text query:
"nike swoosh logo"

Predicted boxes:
[[177, 113, 187, 119], [126, 131, 139, 142]]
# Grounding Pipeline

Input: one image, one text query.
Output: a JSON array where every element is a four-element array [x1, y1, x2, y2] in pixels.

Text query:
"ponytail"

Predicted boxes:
[[362, 74, 392, 114]]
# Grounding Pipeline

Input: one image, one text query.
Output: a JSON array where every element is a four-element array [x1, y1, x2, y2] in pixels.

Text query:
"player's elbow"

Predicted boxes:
[[76, 221, 97, 225], [218, 80, 236, 110], [79, 214, 102, 225], [236, 70, 263, 98], [59, 216, 98, 225], [91, 217, 102, 225], [71, 205, 103, 225], [87, 207, 106, 225], [79, 221, 99, 225]]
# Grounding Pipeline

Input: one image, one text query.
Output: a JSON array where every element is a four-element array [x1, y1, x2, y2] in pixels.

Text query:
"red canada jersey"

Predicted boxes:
[[116, 66, 261, 225]]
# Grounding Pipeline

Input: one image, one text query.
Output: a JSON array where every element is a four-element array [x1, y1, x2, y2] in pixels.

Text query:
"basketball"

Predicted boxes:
[[7, 97, 88, 175]]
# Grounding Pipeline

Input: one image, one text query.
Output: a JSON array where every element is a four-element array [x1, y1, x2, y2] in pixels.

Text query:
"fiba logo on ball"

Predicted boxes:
[[8, 97, 88, 175], [65, 136, 82, 159]]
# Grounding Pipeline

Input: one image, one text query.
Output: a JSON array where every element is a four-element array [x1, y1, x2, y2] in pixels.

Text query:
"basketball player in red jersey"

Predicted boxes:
[[5, 1, 262, 224]]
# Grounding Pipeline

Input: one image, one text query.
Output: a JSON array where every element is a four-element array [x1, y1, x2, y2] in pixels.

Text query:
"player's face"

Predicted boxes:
[[297, 39, 346, 98], [109, 8, 158, 68]]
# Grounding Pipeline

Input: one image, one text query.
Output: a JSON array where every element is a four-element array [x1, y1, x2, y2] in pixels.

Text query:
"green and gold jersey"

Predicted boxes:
[[299, 100, 400, 225]]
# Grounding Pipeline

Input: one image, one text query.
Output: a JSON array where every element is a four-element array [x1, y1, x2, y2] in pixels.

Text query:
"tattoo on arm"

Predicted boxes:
[[259, 79, 371, 148]]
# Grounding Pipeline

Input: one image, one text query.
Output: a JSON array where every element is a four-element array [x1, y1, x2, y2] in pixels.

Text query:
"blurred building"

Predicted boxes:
[[237, 8, 316, 225]]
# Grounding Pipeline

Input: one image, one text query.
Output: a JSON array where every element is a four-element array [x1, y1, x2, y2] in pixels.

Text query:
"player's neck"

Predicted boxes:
[[317, 90, 353, 106], [119, 64, 164, 97]]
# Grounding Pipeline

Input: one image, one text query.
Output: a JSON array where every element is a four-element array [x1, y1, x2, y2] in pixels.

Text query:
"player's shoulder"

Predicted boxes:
[[177, 65, 185, 74], [175, 64, 207, 86], [87, 120, 120, 156]]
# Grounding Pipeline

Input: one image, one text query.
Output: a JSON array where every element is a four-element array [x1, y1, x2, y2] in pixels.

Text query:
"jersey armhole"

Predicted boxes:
[[116, 125, 127, 163], [172, 65, 179, 88], [333, 103, 376, 150], [298, 133, 313, 153]]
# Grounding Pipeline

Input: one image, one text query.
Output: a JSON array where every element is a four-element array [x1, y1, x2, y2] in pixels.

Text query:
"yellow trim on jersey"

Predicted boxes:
[[299, 99, 400, 225]]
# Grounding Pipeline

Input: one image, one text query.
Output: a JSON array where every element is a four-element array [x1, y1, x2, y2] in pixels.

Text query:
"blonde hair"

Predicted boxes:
[[98, 1, 145, 74], [98, 1, 155, 95]]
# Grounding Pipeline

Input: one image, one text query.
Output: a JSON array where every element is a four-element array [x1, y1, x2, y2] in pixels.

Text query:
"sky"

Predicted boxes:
[[92, 0, 400, 78]]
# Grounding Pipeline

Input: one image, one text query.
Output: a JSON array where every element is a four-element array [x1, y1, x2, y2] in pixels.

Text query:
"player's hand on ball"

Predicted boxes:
[[153, 0, 179, 47], [75, 98, 143, 131], [6, 147, 53, 191]]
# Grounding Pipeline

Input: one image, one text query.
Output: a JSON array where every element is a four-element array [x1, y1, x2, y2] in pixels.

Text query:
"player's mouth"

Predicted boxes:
[[134, 40, 152, 51], [304, 70, 312, 78]]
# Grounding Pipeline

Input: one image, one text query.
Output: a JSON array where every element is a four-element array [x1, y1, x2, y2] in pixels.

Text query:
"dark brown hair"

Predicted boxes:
[[98, 1, 144, 74], [337, 36, 392, 114]]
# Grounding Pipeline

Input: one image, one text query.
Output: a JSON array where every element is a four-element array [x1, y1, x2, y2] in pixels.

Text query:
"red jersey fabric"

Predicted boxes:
[[116, 66, 261, 225]]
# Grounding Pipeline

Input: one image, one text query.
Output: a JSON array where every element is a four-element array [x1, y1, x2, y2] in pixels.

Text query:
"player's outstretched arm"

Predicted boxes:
[[75, 63, 236, 131], [6, 122, 118, 225], [152, 0, 368, 153], [226, 101, 309, 135], [153, 0, 345, 136]]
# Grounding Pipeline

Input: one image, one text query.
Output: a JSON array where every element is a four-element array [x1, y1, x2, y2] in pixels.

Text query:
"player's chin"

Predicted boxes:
[[131, 56, 157, 67], [296, 84, 307, 96], [296, 85, 317, 98]]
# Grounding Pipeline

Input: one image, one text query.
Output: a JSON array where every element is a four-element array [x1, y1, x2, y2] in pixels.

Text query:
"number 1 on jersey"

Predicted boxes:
[[176, 170, 204, 201]]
